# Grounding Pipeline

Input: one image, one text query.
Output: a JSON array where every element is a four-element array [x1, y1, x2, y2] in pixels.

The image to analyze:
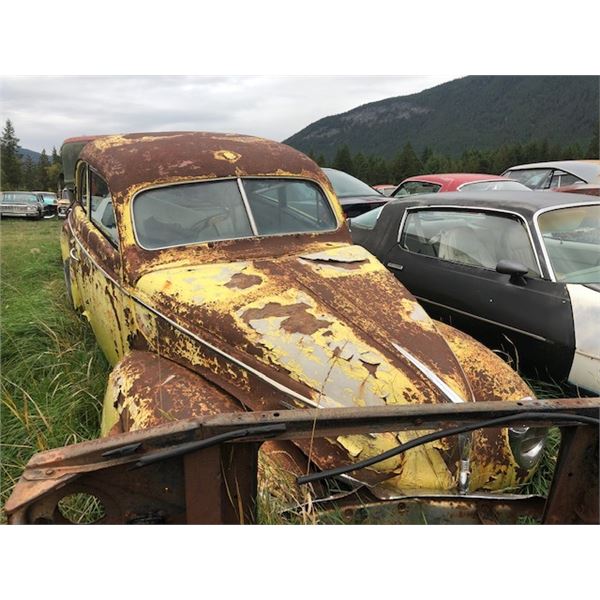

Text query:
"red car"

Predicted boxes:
[[390, 173, 530, 197]]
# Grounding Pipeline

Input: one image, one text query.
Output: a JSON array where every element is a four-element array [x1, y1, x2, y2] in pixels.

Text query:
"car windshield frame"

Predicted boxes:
[[131, 176, 340, 251], [534, 202, 600, 284], [323, 168, 382, 198]]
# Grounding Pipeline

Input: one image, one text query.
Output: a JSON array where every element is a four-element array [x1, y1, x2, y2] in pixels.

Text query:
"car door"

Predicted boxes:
[[66, 162, 130, 365], [384, 207, 574, 377]]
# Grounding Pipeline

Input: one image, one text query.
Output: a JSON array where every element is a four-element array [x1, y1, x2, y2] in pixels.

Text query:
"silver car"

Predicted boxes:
[[0, 191, 44, 219]]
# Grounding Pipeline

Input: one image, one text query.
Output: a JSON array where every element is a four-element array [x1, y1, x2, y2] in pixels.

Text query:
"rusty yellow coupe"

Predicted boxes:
[[58, 131, 544, 509]]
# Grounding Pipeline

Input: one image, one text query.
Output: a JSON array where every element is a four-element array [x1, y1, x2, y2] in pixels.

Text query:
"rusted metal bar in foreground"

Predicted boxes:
[[4, 398, 599, 525]]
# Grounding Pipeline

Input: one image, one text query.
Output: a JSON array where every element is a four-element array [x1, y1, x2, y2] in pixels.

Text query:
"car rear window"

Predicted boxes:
[[133, 178, 337, 250]]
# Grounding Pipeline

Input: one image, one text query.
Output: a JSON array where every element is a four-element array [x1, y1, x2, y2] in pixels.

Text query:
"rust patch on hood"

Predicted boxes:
[[242, 301, 333, 336], [225, 272, 263, 290]]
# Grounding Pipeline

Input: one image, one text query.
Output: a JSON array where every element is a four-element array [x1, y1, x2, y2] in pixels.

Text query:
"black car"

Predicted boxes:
[[323, 168, 388, 218], [350, 191, 600, 394]]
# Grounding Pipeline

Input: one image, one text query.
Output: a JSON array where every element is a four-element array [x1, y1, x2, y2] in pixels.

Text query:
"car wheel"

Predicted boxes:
[[63, 261, 75, 309]]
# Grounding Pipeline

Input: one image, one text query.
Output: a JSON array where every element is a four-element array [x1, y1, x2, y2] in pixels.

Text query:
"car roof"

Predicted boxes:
[[402, 173, 507, 186], [504, 160, 600, 183], [384, 190, 600, 219], [79, 132, 326, 197]]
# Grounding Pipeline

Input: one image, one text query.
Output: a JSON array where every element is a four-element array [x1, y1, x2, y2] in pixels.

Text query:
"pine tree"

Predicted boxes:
[[332, 145, 354, 174], [586, 131, 599, 158], [0, 119, 22, 190], [51, 146, 61, 165], [36, 149, 51, 191], [21, 155, 36, 190]]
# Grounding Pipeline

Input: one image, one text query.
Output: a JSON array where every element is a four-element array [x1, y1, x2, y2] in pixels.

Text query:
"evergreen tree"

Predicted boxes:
[[36, 149, 51, 191], [352, 152, 368, 182], [332, 145, 354, 174], [586, 131, 599, 158], [391, 142, 423, 182], [21, 155, 36, 190], [316, 153, 327, 167], [51, 146, 61, 165], [0, 119, 22, 190]]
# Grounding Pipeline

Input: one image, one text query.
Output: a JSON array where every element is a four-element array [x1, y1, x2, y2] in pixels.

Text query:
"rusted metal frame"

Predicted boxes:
[[543, 424, 600, 524], [6, 398, 600, 524]]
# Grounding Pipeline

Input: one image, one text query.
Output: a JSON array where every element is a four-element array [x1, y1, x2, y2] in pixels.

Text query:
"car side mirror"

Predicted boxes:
[[496, 259, 528, 286]]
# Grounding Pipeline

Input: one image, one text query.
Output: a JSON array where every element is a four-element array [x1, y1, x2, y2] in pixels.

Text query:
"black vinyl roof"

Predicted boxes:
[[384, 190, 600, 219]]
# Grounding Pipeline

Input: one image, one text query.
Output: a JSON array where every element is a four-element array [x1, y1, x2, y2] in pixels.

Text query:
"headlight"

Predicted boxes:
[[509, 425, 547, 470]]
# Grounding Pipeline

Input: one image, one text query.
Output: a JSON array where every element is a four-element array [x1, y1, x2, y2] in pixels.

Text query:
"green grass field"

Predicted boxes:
[[0, 218, 567, 523]]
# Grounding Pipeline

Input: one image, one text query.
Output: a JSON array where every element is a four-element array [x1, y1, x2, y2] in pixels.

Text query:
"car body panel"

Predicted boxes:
[[59, 133, 541, 498], [567, 284, 600, 392], [503, 160, 600, 190]]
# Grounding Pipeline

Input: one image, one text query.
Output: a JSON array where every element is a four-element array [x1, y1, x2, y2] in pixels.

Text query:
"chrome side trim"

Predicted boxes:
[[391, 342, 465, 403], [415, 295, 548, 342], [396, 204, 546, 279], [532, 200, 600, 283]]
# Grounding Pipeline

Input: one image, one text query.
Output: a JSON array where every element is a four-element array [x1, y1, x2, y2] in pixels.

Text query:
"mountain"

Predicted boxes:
[[18, 147, 42, 162], [284, 76, 600, 160]]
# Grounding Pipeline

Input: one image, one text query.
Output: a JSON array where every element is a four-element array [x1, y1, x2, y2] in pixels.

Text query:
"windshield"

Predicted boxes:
[[1, 193, 38, 204], [504, 168, 553, 189], [133, 178, 337, 250], [41, 193, 57, 204], [323, 168, 381, 198], [538, 204, 600, 283], [460, 180, 530, 192], [392, 181, 441, 197]]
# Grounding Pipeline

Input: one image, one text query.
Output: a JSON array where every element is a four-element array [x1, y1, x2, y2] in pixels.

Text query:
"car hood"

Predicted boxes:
[[133, 242, 523, 495]]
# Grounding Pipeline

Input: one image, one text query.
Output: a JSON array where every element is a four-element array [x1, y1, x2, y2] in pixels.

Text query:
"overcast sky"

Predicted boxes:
[[0, 75, 457, 153]]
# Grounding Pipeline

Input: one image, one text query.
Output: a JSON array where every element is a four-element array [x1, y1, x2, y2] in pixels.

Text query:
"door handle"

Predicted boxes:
[[69, 247, 80, 262]]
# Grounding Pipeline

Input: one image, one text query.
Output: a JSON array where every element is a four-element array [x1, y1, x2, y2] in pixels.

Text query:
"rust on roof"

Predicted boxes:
[[79, 132, 329, 195]]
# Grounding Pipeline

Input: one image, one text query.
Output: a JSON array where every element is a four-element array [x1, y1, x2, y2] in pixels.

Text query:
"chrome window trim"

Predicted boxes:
[[66, 216, 329, 411], [396, 204, 546, 279], [236, 178, 258, 236], [532, 200, 600, 283], [129, 175, 340, 252]]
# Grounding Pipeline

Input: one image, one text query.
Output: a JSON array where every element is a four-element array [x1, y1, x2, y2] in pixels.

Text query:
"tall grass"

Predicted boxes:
[[0, 219, 110, 522]]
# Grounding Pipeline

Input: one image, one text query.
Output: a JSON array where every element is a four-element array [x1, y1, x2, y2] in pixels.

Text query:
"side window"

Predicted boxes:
[[400, 210, 540, 275], [89, 170, 119, 248], [77, 163, 88, 212], [549, 170, 585, 188]]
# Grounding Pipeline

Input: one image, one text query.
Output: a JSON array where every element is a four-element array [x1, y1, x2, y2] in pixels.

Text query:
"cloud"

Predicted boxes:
[[0, 75, 456, 152]]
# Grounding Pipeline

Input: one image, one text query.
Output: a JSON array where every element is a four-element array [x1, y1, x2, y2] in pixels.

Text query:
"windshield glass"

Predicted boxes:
[[392, 181, 441, 196], [41, 194, 57, 204], [1, 193, 38, 204], [323, 168, 380, 198], [349, 205, 384, 230], [133, 178, 337, 250], [504, 168, 553, 189], [460, 180, 530, 191], [538, 204, 600, 283]]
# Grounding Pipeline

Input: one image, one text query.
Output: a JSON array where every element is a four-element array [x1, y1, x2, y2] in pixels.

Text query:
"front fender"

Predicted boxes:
[[101, 351, 243, 436]]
